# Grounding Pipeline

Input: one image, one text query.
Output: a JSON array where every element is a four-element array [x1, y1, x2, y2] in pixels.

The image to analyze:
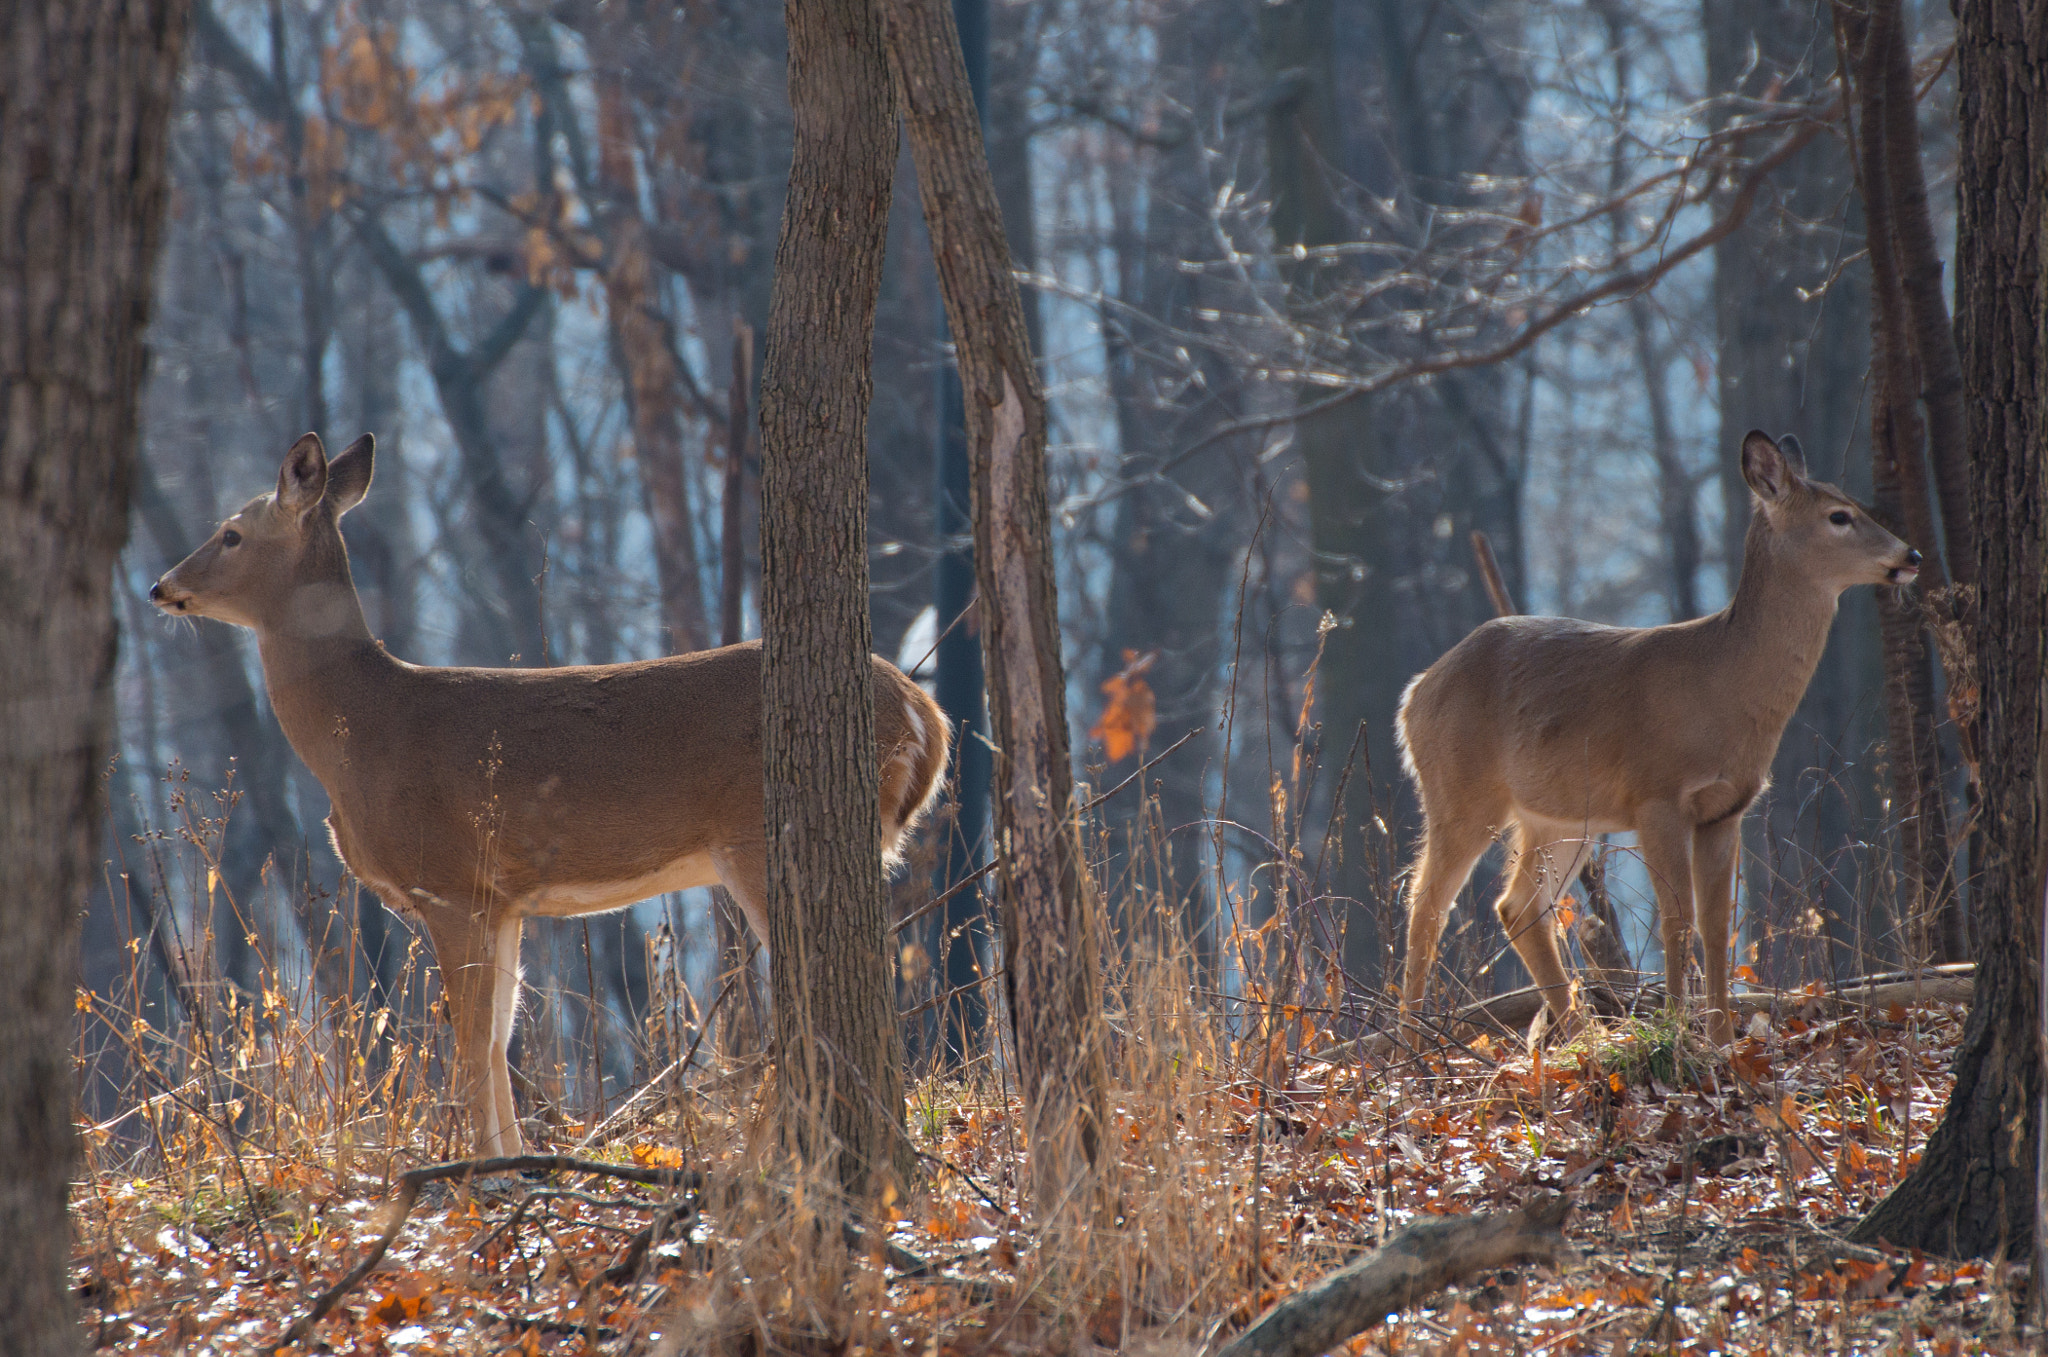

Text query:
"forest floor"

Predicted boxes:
[[68, 980, 2026, 1355]]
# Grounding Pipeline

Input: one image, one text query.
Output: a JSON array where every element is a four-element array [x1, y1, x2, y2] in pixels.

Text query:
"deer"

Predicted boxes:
[[1395, 430, 1920, 1049], [150, 432, 950, 1155]]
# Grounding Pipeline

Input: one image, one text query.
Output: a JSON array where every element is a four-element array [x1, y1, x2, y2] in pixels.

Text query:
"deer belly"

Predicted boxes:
[[526, 852, 722, 917]]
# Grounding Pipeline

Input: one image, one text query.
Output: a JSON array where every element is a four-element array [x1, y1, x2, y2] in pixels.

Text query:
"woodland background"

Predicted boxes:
[[93, 0, 1961, 1121]]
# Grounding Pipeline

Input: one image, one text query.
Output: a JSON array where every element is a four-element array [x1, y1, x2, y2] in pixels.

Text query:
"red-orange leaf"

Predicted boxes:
[[1089, 649, 1158, 763]]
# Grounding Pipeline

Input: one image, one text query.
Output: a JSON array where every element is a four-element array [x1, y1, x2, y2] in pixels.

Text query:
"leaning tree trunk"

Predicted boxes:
[[1853, 0, 2044, 1257], [883, 0, 1110, 1234], [0, 2, 190, 1351], [758, 0, 907, 1200]]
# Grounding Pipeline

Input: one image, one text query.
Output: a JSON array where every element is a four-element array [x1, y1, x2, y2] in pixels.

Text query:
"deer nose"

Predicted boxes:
[[1904, 549, 1923, 568]]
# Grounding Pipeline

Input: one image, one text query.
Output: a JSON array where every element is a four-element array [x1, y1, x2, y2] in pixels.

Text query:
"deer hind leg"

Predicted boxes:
[[1493, 819, 1590, 1032], [487, 917, 525, 1152], [423, 907, 525, 1157], [1634, 803, 1699, 1030], [1400, 807, 1495, 1024], [712, 847, 772, 960], [1690, 815, 1742, 1047]]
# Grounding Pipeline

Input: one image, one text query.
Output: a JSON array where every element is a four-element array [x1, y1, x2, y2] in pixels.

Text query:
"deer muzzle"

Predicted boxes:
[[149, 578, 191, 612]]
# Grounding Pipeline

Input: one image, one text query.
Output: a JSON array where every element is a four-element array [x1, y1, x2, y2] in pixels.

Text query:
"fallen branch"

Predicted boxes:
[[1440, 963, 1976, 1039], [265, 1155, 701, 1353], [1213, 1193, 1574, 1357]]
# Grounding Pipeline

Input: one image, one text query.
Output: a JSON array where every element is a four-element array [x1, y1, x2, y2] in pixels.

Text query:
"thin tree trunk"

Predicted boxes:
[[1871, 0, 1971, 582], [1262, 0, 1416, 993], [759, 0, 905, 1200], [605, 207, 712, 656], [1846, 0, 1962, 966], [1705, 0, 1883, 985], [1599, 3, 1699, 622], [1854, 0, 2043, 1256], [884, 0, 1109, 1230], [0, 3, 190, 1349], [927, 0, 995, 1066]]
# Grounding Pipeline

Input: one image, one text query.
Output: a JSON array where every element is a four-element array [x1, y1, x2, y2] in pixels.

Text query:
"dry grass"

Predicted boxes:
[[67, 765, 2021, 1355]]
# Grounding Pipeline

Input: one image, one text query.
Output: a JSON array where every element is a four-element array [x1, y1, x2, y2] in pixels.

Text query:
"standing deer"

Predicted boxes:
[[151, 432, 949, 1154], [1396, 431, 1919, 1047]]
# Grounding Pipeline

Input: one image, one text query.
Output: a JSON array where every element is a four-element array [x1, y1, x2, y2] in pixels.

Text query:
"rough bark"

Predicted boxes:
[[1853, 0, 2044, 1256], [0, 1, 189, 1349], [1216, 1194, 1573, 1357], [1848, 0, 1963, 966], [883, 0, 1110, 1227], [759, 0, 905, 1199]]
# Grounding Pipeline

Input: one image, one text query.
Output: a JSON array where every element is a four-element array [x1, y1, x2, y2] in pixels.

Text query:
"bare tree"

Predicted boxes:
[[760, 0, 907, 1198], [0, 2, 189, 1350], [1854, 0, 2042, 1256], [885, 0, 1110, 1228]]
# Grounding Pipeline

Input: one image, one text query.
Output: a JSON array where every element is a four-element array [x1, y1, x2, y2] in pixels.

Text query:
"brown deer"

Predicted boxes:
[[151, 432, 949, 1154], [1396, 431, 1918, 1047]]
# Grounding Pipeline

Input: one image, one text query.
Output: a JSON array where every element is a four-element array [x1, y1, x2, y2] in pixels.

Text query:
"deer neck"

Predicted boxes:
[[1712, 519, 1842, 731], [251, 539, 391, 785]]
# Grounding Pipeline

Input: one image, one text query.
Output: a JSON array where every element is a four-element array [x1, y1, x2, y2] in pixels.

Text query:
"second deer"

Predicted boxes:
[[152, 432, 950, 1155], [1396, 431, 1919, 1046]]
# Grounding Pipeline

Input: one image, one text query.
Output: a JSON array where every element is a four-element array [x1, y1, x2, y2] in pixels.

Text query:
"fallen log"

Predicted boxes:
[[1441, 963, 1976, 1041], [1214, 1193, 1573, 1357]]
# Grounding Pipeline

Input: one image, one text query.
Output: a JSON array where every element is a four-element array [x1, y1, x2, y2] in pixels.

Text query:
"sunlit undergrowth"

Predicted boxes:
[[70, 780, 2018, 1354]]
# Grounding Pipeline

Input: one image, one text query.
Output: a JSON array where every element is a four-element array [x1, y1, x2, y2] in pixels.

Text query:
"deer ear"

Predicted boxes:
[[1740, 430, 1796, 504], [1775, 432, 1811, 480], [326, 434, 375, 517], [277, 433, 328, 520]]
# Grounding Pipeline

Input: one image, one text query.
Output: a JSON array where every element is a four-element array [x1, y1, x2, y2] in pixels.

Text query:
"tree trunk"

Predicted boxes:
[[884, 0, 1110, 1230], [1261, 0, 1396, 993], [589, 60, 712, 658], [1853, 0, 2044, 1256], [1091, 3, 1250, 976], [0, 2, 189, 1350], [927, 0, 995, 1066], [1871, 0, 1971, 584], [1848, 0, 1963, 966], [352, 211, 549, 666], [759, 0, 905, 1200], [1705, 0, 1885, 986]]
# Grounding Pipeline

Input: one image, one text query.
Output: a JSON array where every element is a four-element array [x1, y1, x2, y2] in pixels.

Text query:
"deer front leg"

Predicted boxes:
[[1691, 816, 1742, 1047], [423, 907, 526, 1157], [1635, 804, 1698, 1031]]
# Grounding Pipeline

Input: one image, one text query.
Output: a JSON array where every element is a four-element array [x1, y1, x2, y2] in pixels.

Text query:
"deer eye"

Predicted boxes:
[[221, 529, 243, 547], [1828, 510, 1852, 527]]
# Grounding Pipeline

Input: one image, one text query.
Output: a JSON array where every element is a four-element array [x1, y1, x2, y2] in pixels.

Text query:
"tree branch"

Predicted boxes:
[[1215, 1194, 1574, 1357]]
